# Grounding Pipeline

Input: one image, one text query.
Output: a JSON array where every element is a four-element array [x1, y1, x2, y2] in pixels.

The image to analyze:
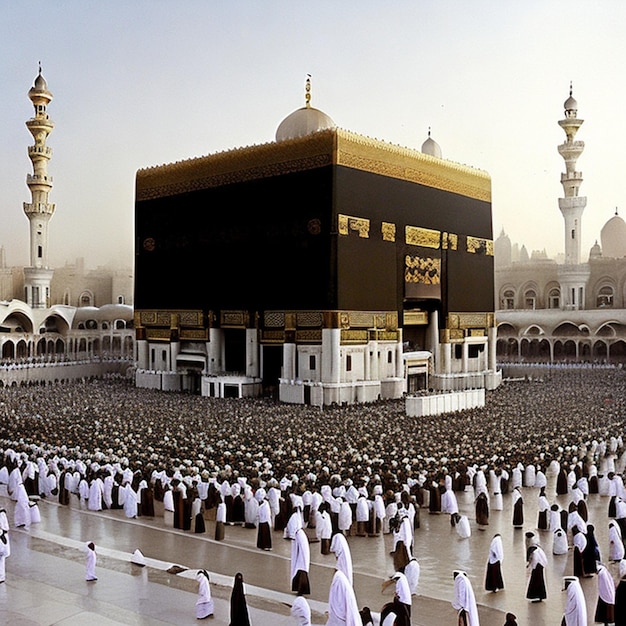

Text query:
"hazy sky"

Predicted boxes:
[[1, 1, 624, 270]]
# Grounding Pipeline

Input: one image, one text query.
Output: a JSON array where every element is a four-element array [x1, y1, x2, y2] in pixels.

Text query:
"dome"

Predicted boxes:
[[421, 131, 442, 158], [564, 95, 577, 112], [564, 82, 577, 115], [34, 72, 48, 91], [589, 240, 602, 259], [600, 210, 626, 258], [275, 106, 335, 142]]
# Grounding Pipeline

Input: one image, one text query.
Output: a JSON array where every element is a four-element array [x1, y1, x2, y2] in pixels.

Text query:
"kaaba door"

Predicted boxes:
[[262, 345, 282, 398], [224, 328, 246, 373]]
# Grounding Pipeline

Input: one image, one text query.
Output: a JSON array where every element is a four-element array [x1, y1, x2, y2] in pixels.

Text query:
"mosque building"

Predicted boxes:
[[134, 78, 500, 404], [495, 86, 626, 362], [0, 68, 134, 376]]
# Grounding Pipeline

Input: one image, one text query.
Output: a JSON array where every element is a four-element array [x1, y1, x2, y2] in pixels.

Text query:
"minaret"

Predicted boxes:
[[558, 83, 586, 265], [557, 83, 590, 310], [23, 64, 55, 308]]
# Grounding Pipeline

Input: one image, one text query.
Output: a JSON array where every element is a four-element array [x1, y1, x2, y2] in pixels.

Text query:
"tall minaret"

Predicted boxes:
[[558, 83, 586, 265], [23, 65, 55, 308], [557, 83, 589, 310]]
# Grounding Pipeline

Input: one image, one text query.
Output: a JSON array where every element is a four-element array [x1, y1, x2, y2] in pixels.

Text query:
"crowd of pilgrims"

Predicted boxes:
[[1, 368, 626, 623]]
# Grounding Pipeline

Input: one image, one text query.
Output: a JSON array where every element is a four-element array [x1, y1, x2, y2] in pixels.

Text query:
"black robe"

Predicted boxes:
[[614, 578, 626, 625]]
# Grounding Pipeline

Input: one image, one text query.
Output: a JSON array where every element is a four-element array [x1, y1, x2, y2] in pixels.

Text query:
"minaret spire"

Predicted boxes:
[[305, 74, 311, 108], [23, 66, 56, 308]]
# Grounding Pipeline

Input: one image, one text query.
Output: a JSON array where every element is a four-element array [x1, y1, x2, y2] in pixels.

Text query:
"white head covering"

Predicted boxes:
[[563, 576, 586, 626], [291, 595, 311, 626], [330, 533, 353, 586], [597, 564, 616, 604], [488, 534, 504, 564], [452, 571, 479, 626], [327, 570, 361, 626]]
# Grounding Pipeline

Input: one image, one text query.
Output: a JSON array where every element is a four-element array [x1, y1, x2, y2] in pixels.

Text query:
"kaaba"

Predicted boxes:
[[134, 91, 499, 404]]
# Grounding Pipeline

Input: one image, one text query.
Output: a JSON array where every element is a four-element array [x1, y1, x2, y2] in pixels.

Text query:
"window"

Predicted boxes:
[[502, 289, 515, 309], [117, 295, 125, 304], [597, 286, 614, 308], [309, 355, 316, 370], [38, 245, 42, 258], [548, 288, 560, 309], [524, 289, 536, 310], [387, 352, 392, 364], [346, 355, 352, 371]]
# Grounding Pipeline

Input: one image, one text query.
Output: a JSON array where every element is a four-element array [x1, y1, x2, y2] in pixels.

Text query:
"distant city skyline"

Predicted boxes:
[[1, 1, 625, 270]]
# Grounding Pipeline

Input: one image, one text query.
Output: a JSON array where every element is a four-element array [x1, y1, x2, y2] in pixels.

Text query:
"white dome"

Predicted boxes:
[[601, 211, 626, 258], [275, 106, 335, 142], [421, 135, 442, 158]]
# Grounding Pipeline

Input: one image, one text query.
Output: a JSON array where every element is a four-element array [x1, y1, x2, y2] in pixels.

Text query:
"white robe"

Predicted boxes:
[[610, 522, 626, 561], [326, 570, 361, 626], [122, 484, 138, 518], [14, 485, 31, 528], [553, 528, 569, 555], [330, 533, 353, 586], [88, 478, 103, 511], [456, 515, 471, 539], [85, 545, 97, 581], [291, 595, 311, 626], [196, 571, 214, 619], [597, 564, 615, 605], [290, 528, 310, 582], [452, 572, 479, 626], [0, 533, 8, 582], [563, 578, 587, 626]]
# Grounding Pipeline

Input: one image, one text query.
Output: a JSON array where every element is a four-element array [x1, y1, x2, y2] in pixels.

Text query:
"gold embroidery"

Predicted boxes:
[[406, 226, 441, 248]]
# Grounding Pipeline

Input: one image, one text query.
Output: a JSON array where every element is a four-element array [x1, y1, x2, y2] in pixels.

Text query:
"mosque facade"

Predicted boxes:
[[0, 69, 134, 374], [495, 87, 626, 362], [134, 79, 500, 404]]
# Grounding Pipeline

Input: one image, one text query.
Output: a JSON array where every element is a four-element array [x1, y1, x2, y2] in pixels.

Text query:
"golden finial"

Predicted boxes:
[[305, 74, 311, 108]]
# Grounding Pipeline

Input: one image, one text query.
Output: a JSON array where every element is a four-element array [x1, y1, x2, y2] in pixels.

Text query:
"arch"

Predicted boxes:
[[55, 338, 65, 355], [596, 284, 615, 308], [610, 340, 626, 362], [79, 290, 95, 307], [2, 342, 14, 359], [554, 322, 582, 336], [523, 324, 545, 336], [0, 311, 34, 334], [523, 288, 537, 310], [40, 313, 71, 336], [497, 322, 517, 336], [36, 337, 46, 355], [115, 319, 126, 330], [592, 340, 608, 359], [16, 339, 28, 359], [500, 287, 516, 310], [520, 281, 540, 309], [545, 283, 561, 309]]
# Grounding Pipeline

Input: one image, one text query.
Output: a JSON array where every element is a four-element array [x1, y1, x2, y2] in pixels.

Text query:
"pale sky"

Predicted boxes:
[[1, 1, 624, 270]]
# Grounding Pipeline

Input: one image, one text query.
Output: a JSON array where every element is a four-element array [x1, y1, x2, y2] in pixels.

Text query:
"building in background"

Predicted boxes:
[[495, 87, 626, 362], [134, 78, 500, 404], [0, 68, 134, 379]]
